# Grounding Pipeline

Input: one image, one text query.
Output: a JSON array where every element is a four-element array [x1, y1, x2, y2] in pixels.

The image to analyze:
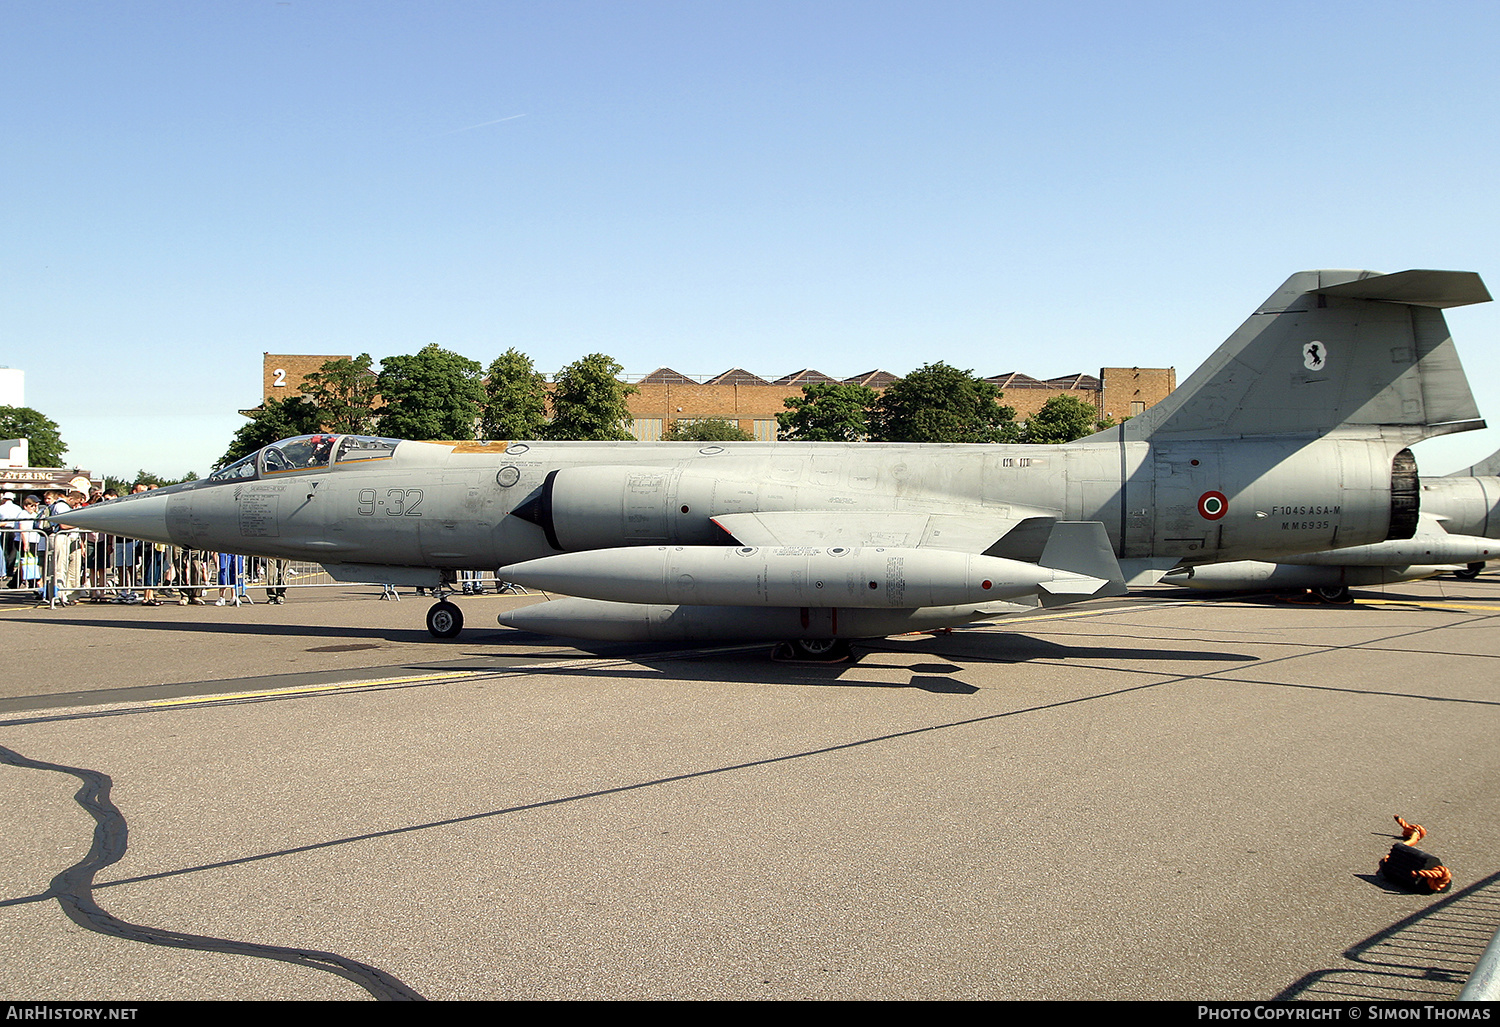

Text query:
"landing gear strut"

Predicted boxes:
[[423, 573, 465, 638]]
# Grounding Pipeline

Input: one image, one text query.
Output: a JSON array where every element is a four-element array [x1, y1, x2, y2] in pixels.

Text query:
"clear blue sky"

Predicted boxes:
[[6, 0, 1500, 478]]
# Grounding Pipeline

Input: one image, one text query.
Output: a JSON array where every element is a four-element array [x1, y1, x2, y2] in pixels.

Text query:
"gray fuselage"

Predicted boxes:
[[112, 432, 1410, 574]]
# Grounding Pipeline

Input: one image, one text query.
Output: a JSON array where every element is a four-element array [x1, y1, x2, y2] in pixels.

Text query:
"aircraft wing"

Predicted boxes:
[[710, 509, 1058, 555]]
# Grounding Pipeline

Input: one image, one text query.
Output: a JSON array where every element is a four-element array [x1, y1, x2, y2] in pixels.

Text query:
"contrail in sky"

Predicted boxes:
[[436, 114, 529, 136]]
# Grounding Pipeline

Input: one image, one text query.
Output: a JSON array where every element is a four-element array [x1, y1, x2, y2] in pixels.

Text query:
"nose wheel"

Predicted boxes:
[[426, 600, 464, 639]]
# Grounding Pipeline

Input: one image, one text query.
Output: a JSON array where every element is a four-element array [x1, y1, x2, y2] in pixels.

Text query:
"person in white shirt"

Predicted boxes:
[[0, 491, 22, 586], [44, 487, 84, 605]]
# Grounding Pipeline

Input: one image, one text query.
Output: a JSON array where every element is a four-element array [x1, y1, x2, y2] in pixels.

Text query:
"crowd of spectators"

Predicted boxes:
[[0, 482, 285, 607]]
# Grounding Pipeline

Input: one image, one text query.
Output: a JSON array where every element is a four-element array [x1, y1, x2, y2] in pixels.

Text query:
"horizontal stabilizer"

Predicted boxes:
[[1312, 270, 1490, 308]]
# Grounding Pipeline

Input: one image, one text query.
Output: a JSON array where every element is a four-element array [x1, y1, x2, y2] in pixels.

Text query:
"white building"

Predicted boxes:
[[0, 439, 28, 468], [0, 367, 23, 407]]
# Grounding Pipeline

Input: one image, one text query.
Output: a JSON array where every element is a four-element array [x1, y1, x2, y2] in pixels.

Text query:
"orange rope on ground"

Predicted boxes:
[[1394, 814, 1426, 844], [1416, 866, 1452, 892]]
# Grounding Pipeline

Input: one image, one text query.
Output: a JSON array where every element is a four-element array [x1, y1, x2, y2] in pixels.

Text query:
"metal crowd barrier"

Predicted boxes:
[[1461, 921, 1500, 1000], [0, 527, 527, 608]]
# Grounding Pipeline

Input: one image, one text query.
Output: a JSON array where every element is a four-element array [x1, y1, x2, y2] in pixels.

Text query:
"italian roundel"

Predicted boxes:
[[1198, 491, 1228, 520]]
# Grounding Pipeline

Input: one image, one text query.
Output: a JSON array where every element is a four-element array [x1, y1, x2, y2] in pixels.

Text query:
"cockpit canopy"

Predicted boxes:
[[207, 435, 402, 483]]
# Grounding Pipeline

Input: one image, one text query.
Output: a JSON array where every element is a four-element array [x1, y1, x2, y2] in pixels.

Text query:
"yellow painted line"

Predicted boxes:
[[1355, 599, 1500, 613], [146, 670, 485, 708], [998, 597, 1500, 624]]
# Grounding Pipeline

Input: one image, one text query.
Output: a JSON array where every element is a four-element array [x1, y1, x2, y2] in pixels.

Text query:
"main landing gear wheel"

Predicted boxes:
[[1314, 586, 1353, 605], [426, 601, 464, 639], [1455, 562, 1485, 580], [773, 638, 853, 663]]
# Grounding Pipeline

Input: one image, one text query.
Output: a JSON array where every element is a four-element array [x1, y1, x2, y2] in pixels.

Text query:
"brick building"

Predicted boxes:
[[261, 354, 1175, 441], [261, 355, 353, 403]]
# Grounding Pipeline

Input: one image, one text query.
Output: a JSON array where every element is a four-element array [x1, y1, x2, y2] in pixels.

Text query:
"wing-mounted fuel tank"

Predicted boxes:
[[510, 465, 739, 551], [1140, 438, 1418, 562]]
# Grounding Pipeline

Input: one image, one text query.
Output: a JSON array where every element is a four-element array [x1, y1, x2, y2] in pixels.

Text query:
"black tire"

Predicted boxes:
[[1455, 562, 1484, 580], [426, 601, 464, 639], [788, 638, 851, 662], [1314, 586, 1352, 604]]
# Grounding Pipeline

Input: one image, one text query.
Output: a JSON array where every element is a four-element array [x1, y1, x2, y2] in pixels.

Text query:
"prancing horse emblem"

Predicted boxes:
[[1303, 341, 1326, 370]]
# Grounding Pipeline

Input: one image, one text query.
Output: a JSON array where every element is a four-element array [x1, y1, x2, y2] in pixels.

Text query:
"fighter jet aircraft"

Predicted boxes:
[[60, 268, 1490, 658], [1160, 513, 1497, 600], [1426, 448, 1500, 578], [1162, 446, 1500, 600]]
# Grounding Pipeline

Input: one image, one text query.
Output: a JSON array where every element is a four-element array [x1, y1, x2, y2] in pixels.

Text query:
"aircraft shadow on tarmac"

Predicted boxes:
[[1276, 868, 1500, 1001], [412, 627, 1255, 695], [473, 624, 1255, 664], [14, 614, 442, 645], [1168, 584, 1487, 605]]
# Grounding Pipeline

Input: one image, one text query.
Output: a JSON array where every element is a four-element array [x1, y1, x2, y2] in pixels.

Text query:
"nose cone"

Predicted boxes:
[[58, 492, 173, 544]]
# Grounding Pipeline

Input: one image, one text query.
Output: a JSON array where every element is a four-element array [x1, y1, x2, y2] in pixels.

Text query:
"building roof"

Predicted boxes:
[[843, 370, 899, 388], [773, 369, 840, 386], [638, 367, 699, 384], [705, 368, 771, 386], [986, 372, 1049, 389], [1045, 373, 1102, 391]]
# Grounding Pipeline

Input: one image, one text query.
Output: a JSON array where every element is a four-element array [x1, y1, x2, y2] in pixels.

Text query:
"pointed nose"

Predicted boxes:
[[58, 492, 174, 544]]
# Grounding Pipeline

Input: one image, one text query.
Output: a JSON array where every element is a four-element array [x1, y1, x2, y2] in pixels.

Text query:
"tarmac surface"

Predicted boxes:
[[1, 577, 1498, 1001]]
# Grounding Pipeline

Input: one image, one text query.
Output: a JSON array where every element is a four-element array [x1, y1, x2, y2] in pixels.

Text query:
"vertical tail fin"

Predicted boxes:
[[1105, 269, 1488, 444]]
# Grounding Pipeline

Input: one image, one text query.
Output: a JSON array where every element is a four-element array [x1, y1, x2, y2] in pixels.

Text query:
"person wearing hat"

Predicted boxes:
[[66, 479, 93, 600]]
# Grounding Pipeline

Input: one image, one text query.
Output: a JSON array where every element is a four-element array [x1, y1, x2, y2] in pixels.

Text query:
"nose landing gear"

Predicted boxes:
[[421, 574, 467, 638], [426, 600, 464, 639]]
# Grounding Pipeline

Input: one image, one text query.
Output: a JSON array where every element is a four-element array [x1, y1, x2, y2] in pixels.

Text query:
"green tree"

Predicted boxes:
[[481, 348, 550, 440], [776, 382, 878, 442], [546, 353, 637, 441], [1021, 394, 1115, 444], [216, 396, 323, 469], [375, 344, 486, 440], [130, 470, 199, 488], [869, 363, 1019, 443], [299, 353, 380, 435], [663, 417, 753, 442], [0, 405, 67, 466]]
